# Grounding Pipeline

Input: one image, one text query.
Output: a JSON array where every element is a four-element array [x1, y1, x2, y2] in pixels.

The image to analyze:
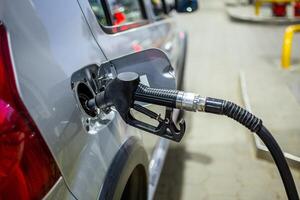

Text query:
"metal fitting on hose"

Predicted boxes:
[[176, 92, 206, 112]]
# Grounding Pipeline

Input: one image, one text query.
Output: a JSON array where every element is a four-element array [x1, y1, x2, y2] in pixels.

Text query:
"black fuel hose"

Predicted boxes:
[[205, 98, 299, 200]]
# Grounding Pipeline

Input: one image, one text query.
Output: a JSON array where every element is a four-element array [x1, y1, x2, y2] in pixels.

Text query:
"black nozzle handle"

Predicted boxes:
[[134, 84, 179, 108]]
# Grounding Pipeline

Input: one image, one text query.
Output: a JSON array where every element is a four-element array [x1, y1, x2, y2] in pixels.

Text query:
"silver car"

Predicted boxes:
[[0, 0, 197, 199]]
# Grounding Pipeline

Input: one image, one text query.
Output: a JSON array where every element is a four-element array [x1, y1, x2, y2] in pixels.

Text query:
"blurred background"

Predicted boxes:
[[155, 0, 300, 199]]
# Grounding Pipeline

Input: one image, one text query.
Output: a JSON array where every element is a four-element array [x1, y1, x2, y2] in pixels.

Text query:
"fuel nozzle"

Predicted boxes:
[[87, 72, 186, 142]]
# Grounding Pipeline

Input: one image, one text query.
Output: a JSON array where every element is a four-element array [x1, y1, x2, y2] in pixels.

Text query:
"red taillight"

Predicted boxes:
[[0, 24, 60, 199]]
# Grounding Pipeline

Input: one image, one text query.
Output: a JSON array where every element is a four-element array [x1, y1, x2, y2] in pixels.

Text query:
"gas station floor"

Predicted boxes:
[[154, 0, 300, 199]]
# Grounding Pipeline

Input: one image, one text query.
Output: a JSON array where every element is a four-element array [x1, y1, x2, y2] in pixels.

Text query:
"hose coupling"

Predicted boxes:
[[176, 92, 206, 112]]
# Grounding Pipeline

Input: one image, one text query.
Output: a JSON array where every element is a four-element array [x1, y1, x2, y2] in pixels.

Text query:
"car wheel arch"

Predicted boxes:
[[99, 137, 149, 200]]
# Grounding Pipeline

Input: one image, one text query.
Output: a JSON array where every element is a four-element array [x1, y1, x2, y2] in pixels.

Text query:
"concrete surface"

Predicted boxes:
[[154, 0, 300, 199]]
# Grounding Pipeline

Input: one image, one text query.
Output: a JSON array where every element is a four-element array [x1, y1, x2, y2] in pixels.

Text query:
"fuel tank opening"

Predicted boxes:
[[74, 82, 97, 117]]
